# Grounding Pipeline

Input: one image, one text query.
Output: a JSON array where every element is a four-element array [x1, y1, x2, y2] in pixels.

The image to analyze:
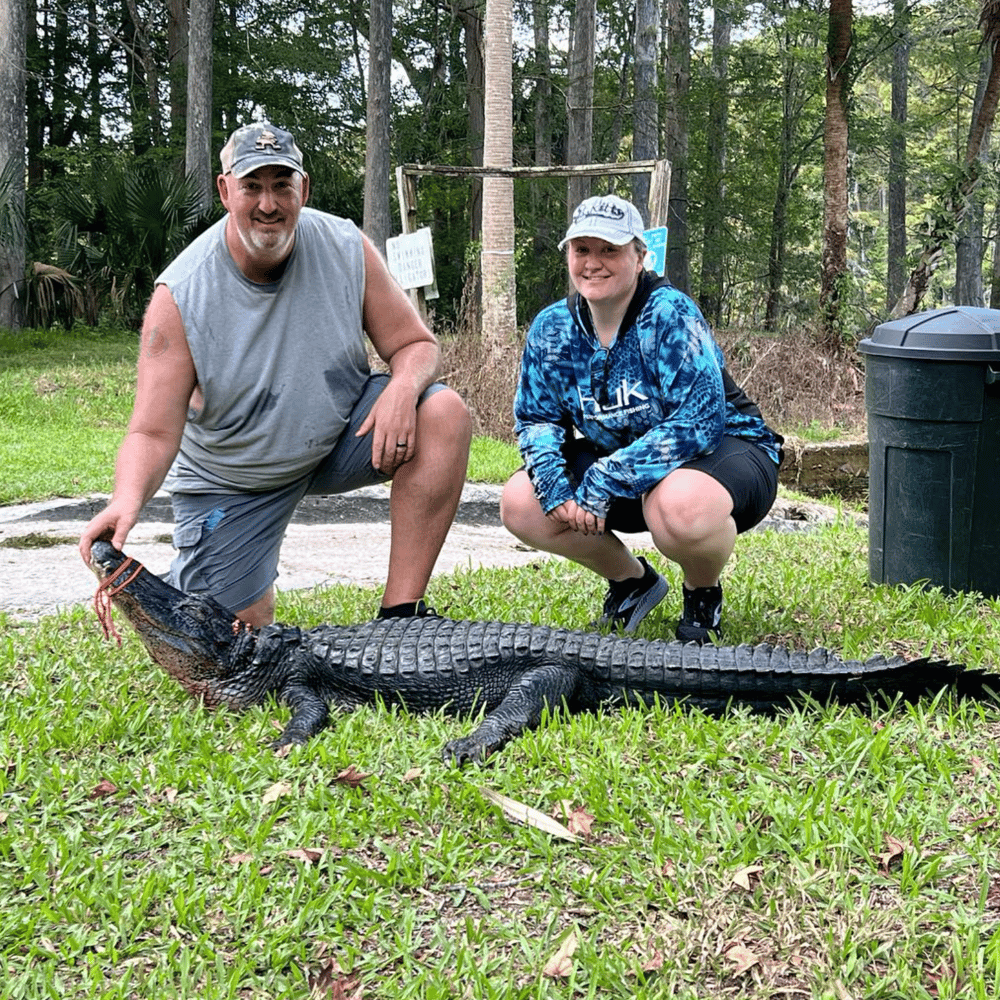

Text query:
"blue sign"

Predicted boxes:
[[643, 226, 668, 276]]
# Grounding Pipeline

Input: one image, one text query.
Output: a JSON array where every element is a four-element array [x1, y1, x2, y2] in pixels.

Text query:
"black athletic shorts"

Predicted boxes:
[[562, 435, 781, 535]]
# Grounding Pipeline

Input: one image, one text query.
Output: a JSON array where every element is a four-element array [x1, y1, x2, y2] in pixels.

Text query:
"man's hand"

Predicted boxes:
[[546, 499, 606, 536], [356, 376, 419, 474]]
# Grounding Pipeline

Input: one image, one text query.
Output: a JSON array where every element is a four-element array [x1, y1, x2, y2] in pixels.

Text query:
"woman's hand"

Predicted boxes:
[[546, 499, 606, 536]]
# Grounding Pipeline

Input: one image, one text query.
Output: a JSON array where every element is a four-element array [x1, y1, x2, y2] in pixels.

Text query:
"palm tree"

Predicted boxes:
[[891, 0, 1000, 317], [480, 0, 517, 351]]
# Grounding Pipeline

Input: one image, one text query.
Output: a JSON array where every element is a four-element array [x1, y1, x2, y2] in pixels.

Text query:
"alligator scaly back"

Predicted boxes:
[[89, 540, 996, 764]]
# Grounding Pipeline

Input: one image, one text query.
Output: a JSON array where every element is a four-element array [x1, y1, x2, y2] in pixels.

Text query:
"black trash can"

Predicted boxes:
[[859, 306, 1000, 598]]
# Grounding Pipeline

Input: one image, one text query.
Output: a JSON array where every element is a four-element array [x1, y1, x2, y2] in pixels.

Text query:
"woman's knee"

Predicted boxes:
[[499, 471, 540, 533], [644, 470, 734, 542]]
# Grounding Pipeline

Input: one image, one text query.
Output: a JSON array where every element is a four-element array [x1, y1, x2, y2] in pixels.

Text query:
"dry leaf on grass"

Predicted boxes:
[[89, 779, 117, 799], [334, 765, 372, 788], [286, 847, 325, 864], [542, 930, 578, 978], [479, 787, 578, 842], [262, 781, 292, 805], [226, 852, 255, 865], [724, 941, 761, 976], [730, 864, 764, 891], [308, 957, 363, 999], [402, 767, 423, 782], [555, 800, 594, 837], [878, 834, 907, 872]]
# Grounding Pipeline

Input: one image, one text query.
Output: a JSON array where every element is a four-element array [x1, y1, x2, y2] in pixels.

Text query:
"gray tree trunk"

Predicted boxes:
[[566, 0, 596, 214], [820, 0, 852, 349], [886, 0, 908, 313], [532, 0, 552, 168], [954, 54, 991, 307], [632, 0, 659, 212], [663, 0, 690, 293], [185, 0, 215, 217], [167, 0, 189, 144], [698, 3, 730, 327], [363, 0, 392, 251], [0, 0, 27, 330]]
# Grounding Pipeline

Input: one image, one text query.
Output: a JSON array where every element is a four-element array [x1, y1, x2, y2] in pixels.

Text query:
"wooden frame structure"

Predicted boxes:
[[393, 159, 671, 318]]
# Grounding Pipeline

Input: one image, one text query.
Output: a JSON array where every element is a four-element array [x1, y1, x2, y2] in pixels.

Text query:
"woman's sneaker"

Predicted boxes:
[[675, 584, 723, 644], [594, 557, 669, 634]]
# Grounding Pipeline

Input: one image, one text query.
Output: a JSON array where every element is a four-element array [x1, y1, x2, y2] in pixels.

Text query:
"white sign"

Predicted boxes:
[[386, 227, 435, 290]]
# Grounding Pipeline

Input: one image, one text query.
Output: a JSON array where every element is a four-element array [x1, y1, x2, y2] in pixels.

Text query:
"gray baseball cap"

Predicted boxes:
[[219, 122, 305, 178], [558, 195, 646, 249]]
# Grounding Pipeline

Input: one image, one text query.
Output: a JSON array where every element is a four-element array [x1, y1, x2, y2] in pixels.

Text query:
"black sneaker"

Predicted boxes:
[[593, 557, 669, 634], [675, 584, 723, 644], [377, 599, 439, 619]]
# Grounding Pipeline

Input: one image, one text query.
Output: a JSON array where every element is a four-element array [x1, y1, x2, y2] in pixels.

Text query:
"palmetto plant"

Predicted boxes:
[[51, 159, 210, 328]]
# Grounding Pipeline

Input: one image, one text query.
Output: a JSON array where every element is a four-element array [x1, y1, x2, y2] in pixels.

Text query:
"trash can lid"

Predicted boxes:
[[859, 306, 1000, 360]]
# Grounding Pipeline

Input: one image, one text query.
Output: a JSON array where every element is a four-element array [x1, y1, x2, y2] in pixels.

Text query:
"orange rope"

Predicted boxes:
[[94, 556, 143, 645]]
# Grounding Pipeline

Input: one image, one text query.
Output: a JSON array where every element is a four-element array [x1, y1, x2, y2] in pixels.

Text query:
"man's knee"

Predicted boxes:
[[419, 387, 473, 449]]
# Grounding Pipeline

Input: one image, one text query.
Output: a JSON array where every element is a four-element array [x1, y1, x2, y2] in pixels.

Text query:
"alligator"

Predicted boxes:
[[89, 540, 993, 765]]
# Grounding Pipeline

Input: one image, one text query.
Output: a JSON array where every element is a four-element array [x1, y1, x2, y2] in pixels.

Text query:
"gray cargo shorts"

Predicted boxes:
[[167, 374, 446, 612]]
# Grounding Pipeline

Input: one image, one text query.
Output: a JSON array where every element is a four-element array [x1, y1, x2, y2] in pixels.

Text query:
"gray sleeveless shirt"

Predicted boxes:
[[156, 208, 369, 492]]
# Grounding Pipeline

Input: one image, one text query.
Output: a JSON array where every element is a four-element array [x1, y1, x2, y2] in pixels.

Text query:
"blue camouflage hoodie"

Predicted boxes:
[[514, 272, 784, 518]]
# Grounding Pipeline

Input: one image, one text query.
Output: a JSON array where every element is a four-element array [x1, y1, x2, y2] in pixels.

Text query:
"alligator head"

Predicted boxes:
[[90, 538, 248, 705]]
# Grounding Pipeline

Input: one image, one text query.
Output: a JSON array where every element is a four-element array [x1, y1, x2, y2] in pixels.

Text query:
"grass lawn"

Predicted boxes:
[[1, 328, 999, 997]]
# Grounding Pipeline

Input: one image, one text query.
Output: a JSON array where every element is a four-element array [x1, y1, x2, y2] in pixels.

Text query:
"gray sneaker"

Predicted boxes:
[[675, 584, 723, 644], [594, 557, 669, 634]]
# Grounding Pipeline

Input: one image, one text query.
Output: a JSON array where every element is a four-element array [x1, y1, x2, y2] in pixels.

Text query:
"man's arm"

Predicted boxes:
[[79, 284, 197, 563], [355, 232, 442, 473]]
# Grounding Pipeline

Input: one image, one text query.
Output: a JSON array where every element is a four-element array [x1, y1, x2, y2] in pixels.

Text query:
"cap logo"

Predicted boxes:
[[255, 130, 282, 152], [574, 199, 625, 222]]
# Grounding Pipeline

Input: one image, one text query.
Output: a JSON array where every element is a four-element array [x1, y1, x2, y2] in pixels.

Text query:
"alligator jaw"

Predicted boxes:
[[90, 539, 244, 703]]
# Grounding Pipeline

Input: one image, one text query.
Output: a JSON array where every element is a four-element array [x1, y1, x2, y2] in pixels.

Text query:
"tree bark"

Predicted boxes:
[[698, 3, 730, 327], [167, 0, 189, 145], [662, 0, 690, 293], [0, 0, 27, 329], [631, 0, 658, 212], [820, 0, 851, 348], [886, 0, 908, 314], [481, 0, 516, 349], [566, 0, 596, 214], [532, 0, 552, 168], [892, 1, 1000, 317], [364, 0, 392, 251], [185, 0, 215, 216]]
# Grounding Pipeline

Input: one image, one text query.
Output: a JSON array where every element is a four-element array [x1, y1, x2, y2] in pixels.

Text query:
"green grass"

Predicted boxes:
[[3, 328, 999, 997], [0, 326, 521, 504], [2, 528, 1000, 998]]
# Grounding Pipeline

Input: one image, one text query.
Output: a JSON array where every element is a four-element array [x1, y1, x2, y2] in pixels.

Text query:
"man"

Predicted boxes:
[[79, 122, 472, 627]]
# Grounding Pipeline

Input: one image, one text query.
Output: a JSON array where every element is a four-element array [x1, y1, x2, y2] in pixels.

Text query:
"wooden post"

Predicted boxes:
[[646, 159, 672, 229], [393, 166, 428, 322]]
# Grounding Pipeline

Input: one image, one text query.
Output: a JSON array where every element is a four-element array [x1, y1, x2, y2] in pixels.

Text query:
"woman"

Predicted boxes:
[[500, 195, 784, 642]]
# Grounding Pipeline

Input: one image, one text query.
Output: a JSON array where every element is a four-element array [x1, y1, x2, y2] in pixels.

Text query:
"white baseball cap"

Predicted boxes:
[[558, 195, 646, 249]]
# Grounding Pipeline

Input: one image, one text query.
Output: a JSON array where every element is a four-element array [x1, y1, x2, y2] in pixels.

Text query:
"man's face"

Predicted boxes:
[[218, 165, 309, 264]]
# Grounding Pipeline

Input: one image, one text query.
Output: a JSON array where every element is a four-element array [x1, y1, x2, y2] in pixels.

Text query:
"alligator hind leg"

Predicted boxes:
[[442, 663, 578, 766], [273, 684, 330, 748]]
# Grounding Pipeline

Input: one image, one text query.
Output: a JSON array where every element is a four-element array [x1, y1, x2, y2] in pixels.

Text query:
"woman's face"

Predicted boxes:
[[566, 237, 645, 308]]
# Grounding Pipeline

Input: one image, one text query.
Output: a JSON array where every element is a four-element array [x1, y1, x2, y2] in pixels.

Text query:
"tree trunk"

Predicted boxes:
[[481, 0, 516, 351], [456, 0, 485, 243], [566, 0, 596, 214], [532, 0, 552, 168], [886, 0, 908, 314], [698, 3, 730, 327], [820, 0, 851, 349], [0, 0, 27, 330], [892, 1, 1000, 317], [662, 0, 690, 293], [363, 0, 392, 252], [185, 0, 215, 216], [632, 0, 658, 212], [167, 0, 189, 145], [954, 54, 990, 307]]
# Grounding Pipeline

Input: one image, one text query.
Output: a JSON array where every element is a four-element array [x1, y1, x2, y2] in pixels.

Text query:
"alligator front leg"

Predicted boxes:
[[273, 684, 331, 748], [443, 663, 578, 766]]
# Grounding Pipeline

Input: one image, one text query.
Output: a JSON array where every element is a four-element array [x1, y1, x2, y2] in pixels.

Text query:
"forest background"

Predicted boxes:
[[0, 0, 997, 440]]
